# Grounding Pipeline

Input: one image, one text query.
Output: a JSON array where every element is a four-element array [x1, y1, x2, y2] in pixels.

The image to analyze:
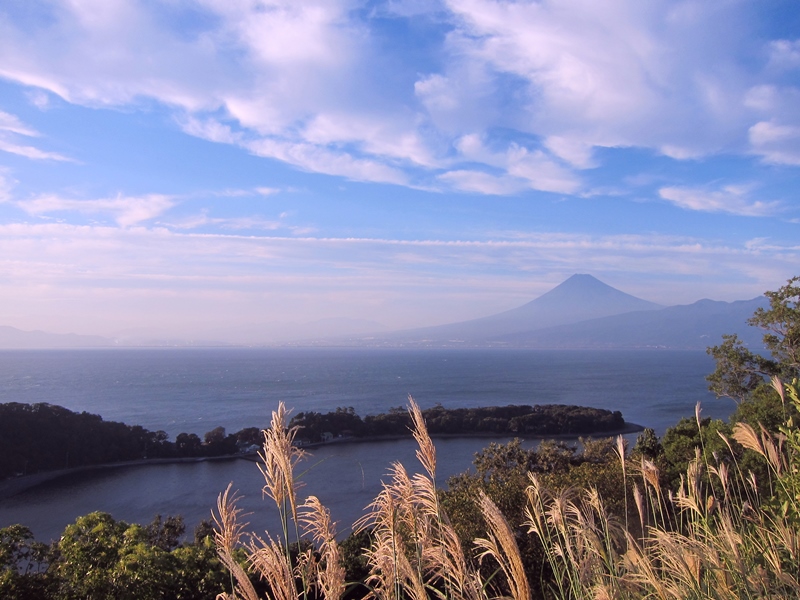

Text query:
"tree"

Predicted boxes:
[[0, 524, 53, 599], [145, 515, 185, 551], [632, 427, 662, 460], [661, 416, 732, 488], [53, 512, 229, 599], [204, 426, 226, 446], [751, 275, 800, 376], [176, 432, 202, 456], [706, 334, 773, 403], [707, 276, 800, 404]]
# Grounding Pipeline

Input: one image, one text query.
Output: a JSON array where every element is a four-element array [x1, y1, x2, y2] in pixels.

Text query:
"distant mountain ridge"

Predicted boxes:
[[0, 326, 112, 349], [349, 274, 767, 350], [497, 297, 767, 350], [380, 274, 663, 344], [0, 275, 770, 350]]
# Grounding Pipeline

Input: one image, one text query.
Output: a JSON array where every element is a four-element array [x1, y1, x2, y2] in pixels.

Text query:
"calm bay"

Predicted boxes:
[[0, 348, 733, 541]]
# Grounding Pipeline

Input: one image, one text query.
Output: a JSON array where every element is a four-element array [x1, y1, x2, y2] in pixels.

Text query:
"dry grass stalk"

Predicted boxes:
[[215, 402, 351, 600], [358, 397, 485, 600], [213, 484, 260, 600], [247, 533, 298, 600], [300, 496, 346, 600], [258, 402, 307, 526], [408, 395, 436, 481], [475, 491, 530, 600]]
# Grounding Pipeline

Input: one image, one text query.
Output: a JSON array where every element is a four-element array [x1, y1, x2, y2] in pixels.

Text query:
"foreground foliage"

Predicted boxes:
[[217, 381, 800, 600], [0, 514, 229, 599]]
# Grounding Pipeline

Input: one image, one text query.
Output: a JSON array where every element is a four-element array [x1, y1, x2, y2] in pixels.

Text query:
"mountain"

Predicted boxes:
[[496, 297, 768, 350], [380, 274, 663, 344], [0, 326, 112, 349]]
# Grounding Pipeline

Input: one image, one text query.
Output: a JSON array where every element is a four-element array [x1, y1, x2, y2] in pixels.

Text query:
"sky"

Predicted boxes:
[[0, 0, 799, 343]]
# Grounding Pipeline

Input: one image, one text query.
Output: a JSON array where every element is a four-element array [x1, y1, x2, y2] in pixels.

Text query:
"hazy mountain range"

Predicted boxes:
[[0, 326, 111, 349], [336, 274, 768, 350], [0, 274, 768, 350]]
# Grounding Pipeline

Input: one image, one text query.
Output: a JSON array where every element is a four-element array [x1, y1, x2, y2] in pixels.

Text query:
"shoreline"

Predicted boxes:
[[0, 422, 644, 501], [0, 454, 242, 502]]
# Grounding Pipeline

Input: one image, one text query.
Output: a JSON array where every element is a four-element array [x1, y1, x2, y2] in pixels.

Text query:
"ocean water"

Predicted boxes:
[[0, 348, 734, 542]]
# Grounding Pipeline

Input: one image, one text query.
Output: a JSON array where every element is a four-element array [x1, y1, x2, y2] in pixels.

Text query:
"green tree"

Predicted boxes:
[[55, 512, 131, 598], [661, 416, 732, 488], [751, 276, 800, 375], [707, 276, 800, 404], [53, 512, 229, 600], [0, 524, 53, 599]]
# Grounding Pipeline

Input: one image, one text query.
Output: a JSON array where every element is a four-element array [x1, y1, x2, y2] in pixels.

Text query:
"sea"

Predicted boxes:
[[0, 348, 733, 543]]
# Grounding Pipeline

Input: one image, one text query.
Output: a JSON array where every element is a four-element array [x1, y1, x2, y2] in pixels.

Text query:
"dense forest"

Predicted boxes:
[[290, 403, 627, 442], [1, 276, 799, 600], [0, 401, 625, 481], [0, 403, 263, 480]]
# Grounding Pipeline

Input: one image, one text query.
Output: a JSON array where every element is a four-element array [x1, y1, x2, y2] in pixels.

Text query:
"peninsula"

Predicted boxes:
[[288, 403, 636, 445], [0, 402, 636, 486]]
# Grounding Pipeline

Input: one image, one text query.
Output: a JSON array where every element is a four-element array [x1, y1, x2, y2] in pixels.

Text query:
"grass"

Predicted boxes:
[[214, 381, 800, 599]]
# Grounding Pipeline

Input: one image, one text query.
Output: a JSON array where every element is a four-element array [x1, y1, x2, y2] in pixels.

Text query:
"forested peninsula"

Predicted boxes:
[[289, 403, 630, 444], [0, 401, 630, 481]]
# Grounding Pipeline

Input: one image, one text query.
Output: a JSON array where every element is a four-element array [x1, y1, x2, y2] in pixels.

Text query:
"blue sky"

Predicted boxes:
[[0, 0, 799, 343]]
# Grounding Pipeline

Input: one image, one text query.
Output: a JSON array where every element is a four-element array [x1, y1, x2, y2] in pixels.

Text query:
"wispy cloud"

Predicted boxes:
[[164, 212, 311, 234], [0, 219, 795, 334], [0, 169, 14, 202], [20, 193, 176, 227], [0, 110, 71, 161], [0, 111, 38, 137], [749, 120, 800, 166], [658, 184, 781, 217], [439, 170, 524, 195]]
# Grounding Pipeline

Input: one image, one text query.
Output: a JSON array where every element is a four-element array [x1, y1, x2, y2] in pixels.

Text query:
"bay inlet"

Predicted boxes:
[[0, 348, 733, 542]]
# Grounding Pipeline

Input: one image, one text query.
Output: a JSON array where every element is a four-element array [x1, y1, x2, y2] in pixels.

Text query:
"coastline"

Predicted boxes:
[[0, 454, 242, 502], [0, 422, 644, 501]]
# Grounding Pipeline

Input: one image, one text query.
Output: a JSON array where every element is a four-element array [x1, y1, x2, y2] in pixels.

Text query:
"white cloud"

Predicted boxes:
[[439, 170, 525, 195], [543, 136, 596, 169], [245, 137, 409, 185], [749, 120, 800, 166], [658, 184, 780, 217], [180, 116, 241, 145], [0, 169, 14, 202], [0, 139, 71, 161], [0, 110, 71, 161], [0, 111, 38, 137], [255, 187, 281, 196], [440, 0, 757, 157], [447, 135, 580, 194], [506, 146, 581, 194], [0, 0, 797, 196], [20, 193, 176, 227], [768, 39, 800, 71], [165, 213, 290, 232], [25, 89, 52, 110]]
